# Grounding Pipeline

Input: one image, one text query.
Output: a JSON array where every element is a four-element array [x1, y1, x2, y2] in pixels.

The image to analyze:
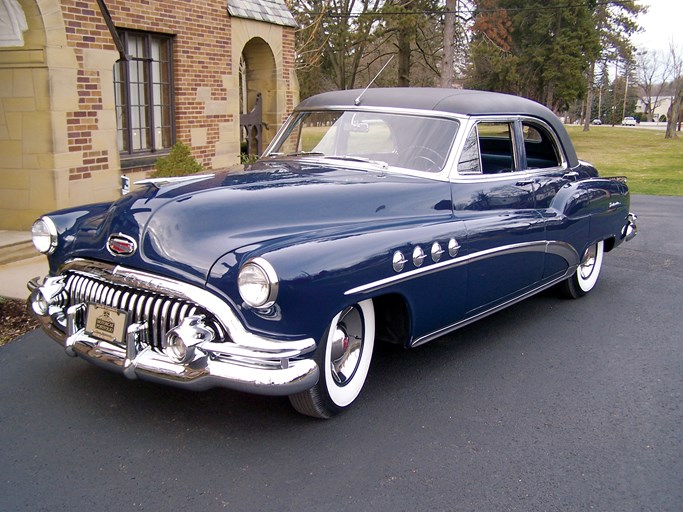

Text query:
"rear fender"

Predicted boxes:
[[549, 178, 630, 254]]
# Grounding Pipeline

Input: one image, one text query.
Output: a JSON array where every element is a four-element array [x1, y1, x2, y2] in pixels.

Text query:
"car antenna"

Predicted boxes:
[[355, 55, 394, 106]]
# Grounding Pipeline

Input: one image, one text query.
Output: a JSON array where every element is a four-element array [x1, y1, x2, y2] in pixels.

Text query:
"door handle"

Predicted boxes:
[[562, 171, 579, 181], [515, 179, 536, 186]]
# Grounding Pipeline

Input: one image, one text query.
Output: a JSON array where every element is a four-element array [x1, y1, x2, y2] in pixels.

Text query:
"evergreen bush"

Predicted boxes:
[[152, 141, 203, 178]]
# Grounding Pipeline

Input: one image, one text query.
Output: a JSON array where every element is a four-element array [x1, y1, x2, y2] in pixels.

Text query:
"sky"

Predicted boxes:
[[633, 0, 682, 54]]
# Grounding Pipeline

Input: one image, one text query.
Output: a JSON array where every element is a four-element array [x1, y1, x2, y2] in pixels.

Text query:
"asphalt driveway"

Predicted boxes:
[[1, 195, 681, 511]]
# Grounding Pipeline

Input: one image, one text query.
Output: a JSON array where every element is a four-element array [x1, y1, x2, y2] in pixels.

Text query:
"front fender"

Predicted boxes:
[[207, 221, 467, 346]]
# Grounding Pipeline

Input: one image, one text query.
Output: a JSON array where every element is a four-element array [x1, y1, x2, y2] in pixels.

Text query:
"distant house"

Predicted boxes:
[[0, 0, 299, 230], [635, 83, 675, 122]]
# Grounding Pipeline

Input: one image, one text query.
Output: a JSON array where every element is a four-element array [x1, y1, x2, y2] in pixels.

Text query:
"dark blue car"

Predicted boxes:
[[29, 88, 638, 418]]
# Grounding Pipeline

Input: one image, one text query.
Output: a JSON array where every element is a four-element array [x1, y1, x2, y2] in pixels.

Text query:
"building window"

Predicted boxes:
[[114, 30, 174, 158]]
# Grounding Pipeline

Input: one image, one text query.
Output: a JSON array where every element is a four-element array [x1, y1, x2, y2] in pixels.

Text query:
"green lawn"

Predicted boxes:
[[566, 126, 683, 196]]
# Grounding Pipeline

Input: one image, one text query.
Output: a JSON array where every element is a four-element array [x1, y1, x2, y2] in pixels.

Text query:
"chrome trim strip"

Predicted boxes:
[[135, 174, 215, 188], [345, 241, 578, 296], [448, 116, 568, 181], [293, 105, 467, 121], [410, 269, 576, 347]]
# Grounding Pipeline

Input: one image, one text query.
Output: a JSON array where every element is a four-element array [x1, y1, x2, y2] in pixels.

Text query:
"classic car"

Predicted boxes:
[[28, 88, 638, 418]]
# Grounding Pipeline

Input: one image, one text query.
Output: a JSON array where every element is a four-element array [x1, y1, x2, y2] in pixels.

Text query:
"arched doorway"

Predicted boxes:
[[239, 37, 277, 158]]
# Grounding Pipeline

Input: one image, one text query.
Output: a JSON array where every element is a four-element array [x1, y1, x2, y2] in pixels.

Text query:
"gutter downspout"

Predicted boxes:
[[95, 0, 128, 62]]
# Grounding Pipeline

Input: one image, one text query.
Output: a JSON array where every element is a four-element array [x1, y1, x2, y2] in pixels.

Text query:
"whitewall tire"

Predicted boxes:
[[289, 299, 375, 418], [560, 240, 605, 299]]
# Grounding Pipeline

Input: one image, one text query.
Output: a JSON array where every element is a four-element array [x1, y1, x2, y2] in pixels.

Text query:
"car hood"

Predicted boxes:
[[59, 161, 451, 282]]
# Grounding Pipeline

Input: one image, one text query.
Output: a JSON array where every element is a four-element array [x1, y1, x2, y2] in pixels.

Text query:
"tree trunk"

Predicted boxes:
[[665, 97, 681, 138], [440, 0, 457, 88], [397, 27, 411, 87], [583, 61, 595, 132]]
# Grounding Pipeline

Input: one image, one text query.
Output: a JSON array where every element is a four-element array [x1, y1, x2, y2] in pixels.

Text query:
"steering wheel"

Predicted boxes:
[[407, 146, 445, 172]]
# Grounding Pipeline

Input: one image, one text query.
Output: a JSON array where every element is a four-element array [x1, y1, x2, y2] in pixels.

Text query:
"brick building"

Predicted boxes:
[[0, 0, 299, 229]]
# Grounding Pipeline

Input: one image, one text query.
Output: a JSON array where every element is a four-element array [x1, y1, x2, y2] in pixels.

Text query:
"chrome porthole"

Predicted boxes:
[[448, 238, 460, 257], [431, 242, 444, 262], [412, 246, 426, 267], [392, 251, 407, 273]]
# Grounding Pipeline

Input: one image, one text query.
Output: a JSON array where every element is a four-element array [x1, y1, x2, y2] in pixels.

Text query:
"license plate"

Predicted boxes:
[[85, 304, 128, 345]]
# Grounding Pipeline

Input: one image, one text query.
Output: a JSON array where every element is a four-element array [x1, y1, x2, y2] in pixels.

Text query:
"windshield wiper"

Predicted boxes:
[[325, 155, 389, 169], [284, 151, 325, 157]]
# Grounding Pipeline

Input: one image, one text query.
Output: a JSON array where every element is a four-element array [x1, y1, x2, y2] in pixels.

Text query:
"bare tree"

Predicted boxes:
[[287, 0, 384, 96], [636, 49, 670, 122], [665, 42, 683, 139]]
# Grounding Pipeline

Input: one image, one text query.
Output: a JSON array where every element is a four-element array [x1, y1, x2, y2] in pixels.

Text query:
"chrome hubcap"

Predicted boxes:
[[579, 245, 597, 280], [329, 306, 364, 386]]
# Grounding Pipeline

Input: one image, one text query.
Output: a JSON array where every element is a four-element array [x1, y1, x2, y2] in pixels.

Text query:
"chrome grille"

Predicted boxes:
[[63, 270, 225, 350]]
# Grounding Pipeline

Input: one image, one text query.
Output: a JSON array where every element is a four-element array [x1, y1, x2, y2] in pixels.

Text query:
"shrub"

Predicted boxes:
[[152, 141, 203, 178]]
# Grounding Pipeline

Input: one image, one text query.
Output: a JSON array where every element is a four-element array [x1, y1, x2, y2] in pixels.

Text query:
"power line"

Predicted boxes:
[[302, 0, 639, 18]]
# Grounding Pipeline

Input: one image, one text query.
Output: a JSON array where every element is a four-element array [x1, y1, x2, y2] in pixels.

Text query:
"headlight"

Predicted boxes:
[[31, 217, 58, 254], [237, 258, 279, 308]]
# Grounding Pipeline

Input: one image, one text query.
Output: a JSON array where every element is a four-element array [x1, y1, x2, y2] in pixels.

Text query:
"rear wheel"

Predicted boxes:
[[289, 300, 375, 418], [559, 240, 604, 299]]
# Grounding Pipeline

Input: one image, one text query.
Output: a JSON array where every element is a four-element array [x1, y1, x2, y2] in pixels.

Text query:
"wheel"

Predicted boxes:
[[289, 299, 375, 418], [559, 240, 604, 299]]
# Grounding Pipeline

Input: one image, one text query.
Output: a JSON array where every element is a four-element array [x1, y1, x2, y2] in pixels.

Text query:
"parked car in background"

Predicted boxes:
[[622, 116, 637, 126], [28, 88, 638, 418], [592, 118, 602, 125]]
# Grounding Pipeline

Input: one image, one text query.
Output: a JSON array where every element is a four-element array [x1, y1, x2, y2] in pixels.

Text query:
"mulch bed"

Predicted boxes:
[[0, 297, 39, 346]]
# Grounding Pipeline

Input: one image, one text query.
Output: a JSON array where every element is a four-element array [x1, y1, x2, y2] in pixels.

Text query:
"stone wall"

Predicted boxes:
[[0, 0, 299, 230]]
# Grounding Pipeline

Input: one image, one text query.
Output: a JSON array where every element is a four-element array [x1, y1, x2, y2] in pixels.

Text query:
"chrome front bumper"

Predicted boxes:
[[27, 262, 319, 396]]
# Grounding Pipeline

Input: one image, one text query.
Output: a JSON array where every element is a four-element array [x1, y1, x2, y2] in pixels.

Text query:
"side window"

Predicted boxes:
[[477, 122, 515, 174], [522, 122, 562, 169], [458, 126, 481, 175]]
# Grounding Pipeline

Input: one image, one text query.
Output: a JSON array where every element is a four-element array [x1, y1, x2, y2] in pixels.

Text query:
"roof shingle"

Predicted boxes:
[[227, 0, 297, 27]]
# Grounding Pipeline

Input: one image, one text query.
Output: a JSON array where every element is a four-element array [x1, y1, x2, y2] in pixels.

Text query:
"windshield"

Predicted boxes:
[[266, 110, 459, 173]]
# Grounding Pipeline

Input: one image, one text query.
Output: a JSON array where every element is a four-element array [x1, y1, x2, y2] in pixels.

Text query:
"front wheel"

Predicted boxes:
[[289, 299, 375, 418], [559, 240, 604, 299]]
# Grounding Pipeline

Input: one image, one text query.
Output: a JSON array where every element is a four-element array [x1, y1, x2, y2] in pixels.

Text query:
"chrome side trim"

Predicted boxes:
[[410, 269, 576, 347], [135, 174, 215, 188], [345, 240, 578, 296]]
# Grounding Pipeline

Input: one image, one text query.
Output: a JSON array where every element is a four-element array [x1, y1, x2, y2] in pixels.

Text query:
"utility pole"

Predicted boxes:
[[611, 59, 618, 126], [622, 64, 630, 121]]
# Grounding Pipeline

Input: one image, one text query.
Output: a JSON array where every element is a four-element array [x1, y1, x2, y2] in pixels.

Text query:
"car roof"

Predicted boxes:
[[297, 88, 578, 166]]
